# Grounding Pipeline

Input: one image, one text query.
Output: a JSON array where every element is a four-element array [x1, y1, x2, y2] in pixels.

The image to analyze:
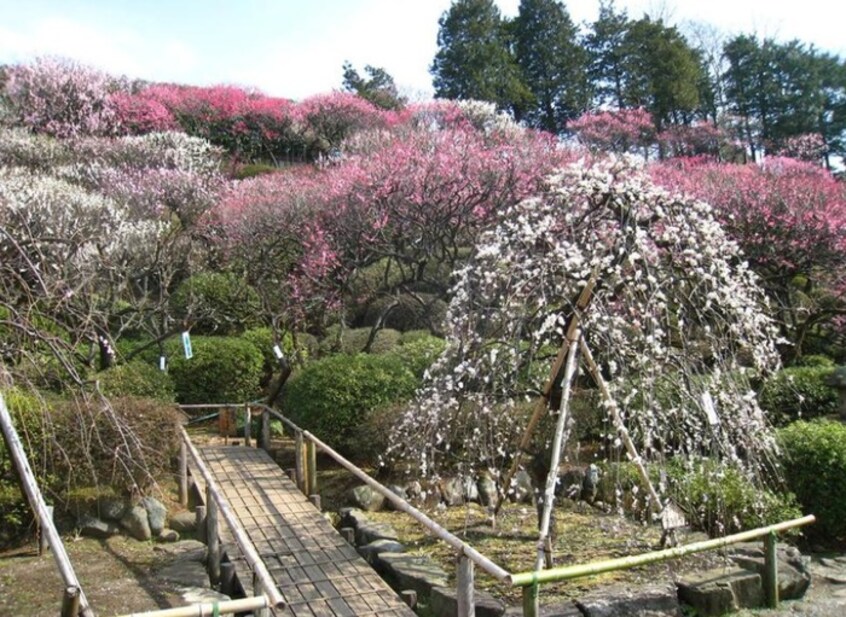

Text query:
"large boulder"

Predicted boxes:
[[510, 470, 534, 504], [358, 539, 405, 565], [440, 477, 465, 507], [169, 510, 197, 533], [351, 485, 386, 512], [477, 472, 498, 507], [153, 539, 207, 563], [142, 496, 168, 537], [374, 552, 448, 600], [429, 585, 506, 617], [729, 542, 811, 600], [120, 504, 152, 541], [97, 496, 129, 522], [677, 568, 763, 616], [77, 514, 121, 539], [576, 583, 682, 617]]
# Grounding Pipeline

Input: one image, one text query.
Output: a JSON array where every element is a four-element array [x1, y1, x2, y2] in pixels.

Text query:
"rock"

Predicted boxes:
[[576, 583, 681, 616], [97, 496, 128, 521], [358, 539, 405, 564], [374, 552, 448, 600], [582, 464, 600, 502], [384, 485, 407, 511], [351, 485, 386, 512], [730, 542, 812, 600], [677, 568, 763, 616], [158, 528, 180, 543], [340, 506, 400, 546], [440, 477, 465, 506], [169, 510, 197, 533], [429, 585, 506, 617], [77, 514, 121, 539], [142, 496, 167, 537], [158, 561, 209, 588], [405, 481, 423, 501], [510, 470, 534, 504], [557, 467, 586, 500], [120, 504, 152, 541], [477, 472, 498, 507], [153, 539, 207, 563]]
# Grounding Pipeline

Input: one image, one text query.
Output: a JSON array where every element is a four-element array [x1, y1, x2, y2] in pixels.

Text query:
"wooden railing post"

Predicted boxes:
[[457, 553, 475, 617], [61, 585, 80, 617], [206, 486, 220, 586], [244, 404, 252, 448], [259, 408, 271, 451], [306, 439, 317, 496], [254, 574, 269, 617], [178, 440, 188, 507], [195, 505, 207, 543], [295, 431, 305, 494], [764, 531, 779, 608]]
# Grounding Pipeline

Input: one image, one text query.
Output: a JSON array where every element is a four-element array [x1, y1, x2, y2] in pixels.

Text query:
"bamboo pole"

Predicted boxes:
[[60, 586, 80, 617], [509, 515, 815, 587], [578, 337, 663, 518], [457, 554, 475, 617], [180, 429, 285, 609], [0, 394, 94, 617], [243, 404, 252, 448], [764, 531, 779, 608], [535, 330, 580, 571], [259, 409, 270, 451], [116, 595, 270, 617], [522, 583, 539, 617], [178, 441, 188, 507], [294, 431, 305, 494], [495, 276, 597, 517], [257, 407, 510, 582]]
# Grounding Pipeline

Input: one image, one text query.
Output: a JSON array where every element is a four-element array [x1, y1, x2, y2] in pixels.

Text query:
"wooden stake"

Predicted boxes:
[[457, 554, 476, 617], [306, 439, 317, 496], [764, 531, 779, 608], [220, 561, 236, 596], [195, 505, 207, 546], [60, 585, 80, 617], [259, 409, 271, 451], [295, 431, 305, 494], [243, 405, 252, 448], [206, 487, 220, 586], [309, 494, 321, 510], [178, 440, 188, 507]]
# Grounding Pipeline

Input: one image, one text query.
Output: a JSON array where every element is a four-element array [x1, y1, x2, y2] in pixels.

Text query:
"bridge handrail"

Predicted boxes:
[[179, 426, 286, 609], [253, 404, 511, 583]]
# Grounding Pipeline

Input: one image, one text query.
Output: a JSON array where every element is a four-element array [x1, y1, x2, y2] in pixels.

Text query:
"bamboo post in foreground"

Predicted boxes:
[[0, 394, 94, 617], [206, 486, 221, 586], [61, 585, 80, 617], [522, 583, 539, 617], [294, 431, 305, 493], [178, 441, 188, 507], [306, 439, 317, 496], [457, 554, 475, 617], [764, 531, 779, 608]]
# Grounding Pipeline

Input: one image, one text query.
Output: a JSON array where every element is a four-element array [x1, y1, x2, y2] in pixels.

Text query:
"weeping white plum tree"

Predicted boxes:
[[387, 156, 783, 524]]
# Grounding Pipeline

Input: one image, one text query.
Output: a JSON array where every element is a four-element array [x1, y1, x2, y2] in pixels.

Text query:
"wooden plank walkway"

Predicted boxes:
[[196, 445, 415, 617]]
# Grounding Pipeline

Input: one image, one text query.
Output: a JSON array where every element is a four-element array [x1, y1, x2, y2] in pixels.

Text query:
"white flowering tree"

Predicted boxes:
[[387, 157, 783, 556]]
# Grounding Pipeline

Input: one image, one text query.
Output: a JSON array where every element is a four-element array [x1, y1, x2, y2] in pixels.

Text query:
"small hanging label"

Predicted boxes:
[[159, 356, 167, 371], [702, 391, 720, 426], [273, 344, 284, 359], [182, 331, 193, 359]]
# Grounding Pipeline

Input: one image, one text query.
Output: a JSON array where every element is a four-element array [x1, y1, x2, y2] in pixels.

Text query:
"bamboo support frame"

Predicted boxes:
[[457, 553, 475, 617], [0, 394, 94, 617], [256, 405, 511, 583], [306, 438, 317, 495], [180, 427, 285, 609], [495, 276, 597, 516], [535, 330, 580, 571], [294, 430, 306, 493]]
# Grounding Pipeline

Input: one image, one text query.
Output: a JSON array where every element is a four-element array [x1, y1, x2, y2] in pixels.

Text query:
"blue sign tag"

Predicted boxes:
[[182, 331, 193, 359]]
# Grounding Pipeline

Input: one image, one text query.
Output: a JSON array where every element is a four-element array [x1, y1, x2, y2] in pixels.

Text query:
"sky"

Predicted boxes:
[[1, 0, 845, 102]]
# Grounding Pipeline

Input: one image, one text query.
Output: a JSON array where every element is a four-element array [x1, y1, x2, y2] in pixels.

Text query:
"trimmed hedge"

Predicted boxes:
[[283, 353, 417, 457], [168, 336, 264, 404], [96, 361, 175, 402], [759, 365, 837, 425], [779, 420, 846, 542]]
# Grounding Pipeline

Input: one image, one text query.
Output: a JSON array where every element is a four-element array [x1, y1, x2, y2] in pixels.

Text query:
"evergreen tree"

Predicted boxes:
[[341, 62, 405, 110], [584, 1, 631, 109], [512, 0, 588, 132], [431, 0, 530, 114]]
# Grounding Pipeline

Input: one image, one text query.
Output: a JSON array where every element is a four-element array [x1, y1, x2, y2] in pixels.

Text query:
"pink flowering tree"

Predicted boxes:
[[568, 108, 657, 157], [295, 91, 389, 158], [652, 156, 846, 358], [387, 157, 781, 509], [775, 133, 827, 164], [657, 121, 736, 159], [2, 56, 120, 138]]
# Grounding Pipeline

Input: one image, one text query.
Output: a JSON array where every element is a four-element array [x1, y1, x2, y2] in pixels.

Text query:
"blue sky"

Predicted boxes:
[[1, 1, 844, 101]]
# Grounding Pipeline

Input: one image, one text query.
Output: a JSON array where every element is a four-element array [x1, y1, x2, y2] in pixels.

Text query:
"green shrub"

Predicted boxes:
[[667, 459, 802, 537], [794, 354, 835, 368], [283, 353, 417, 456], [0, 388, 49, 543], [170, 272, 262, 335], [318, 327, 402, 356], [779, 420, 846, 542], [96, 361, 175, 402], [233, 163, 278, 179], [387, 333, 446, 378], [169, 336, 264, 404], [759, 366, 837, 425]]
